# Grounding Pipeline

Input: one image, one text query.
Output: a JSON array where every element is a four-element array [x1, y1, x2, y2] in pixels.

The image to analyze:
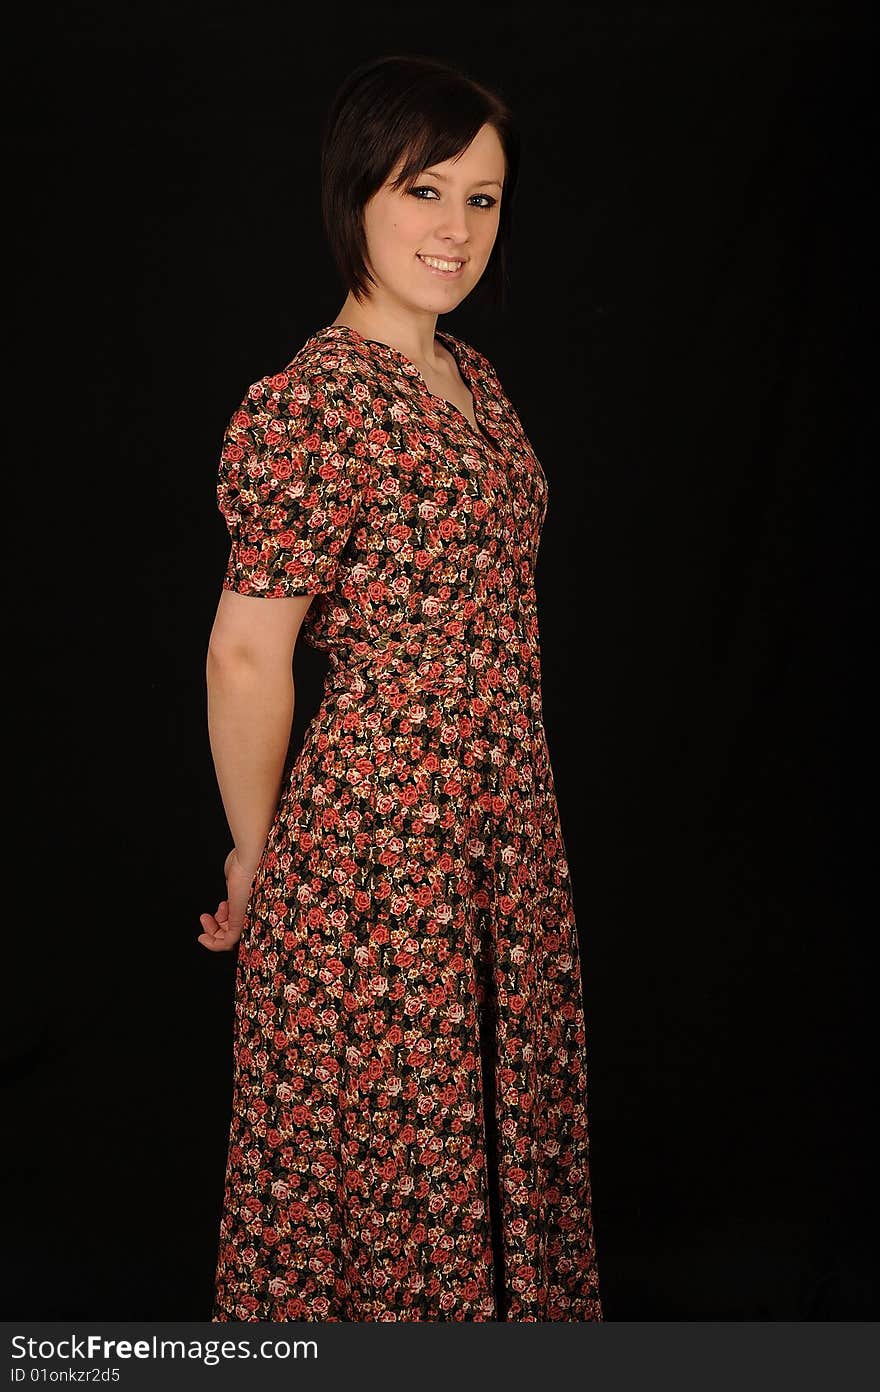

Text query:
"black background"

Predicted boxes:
[[4, 2, 876, 1320]]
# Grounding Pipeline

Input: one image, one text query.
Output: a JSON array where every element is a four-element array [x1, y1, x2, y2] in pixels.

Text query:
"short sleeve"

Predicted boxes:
[[216, 371, 361, 597]]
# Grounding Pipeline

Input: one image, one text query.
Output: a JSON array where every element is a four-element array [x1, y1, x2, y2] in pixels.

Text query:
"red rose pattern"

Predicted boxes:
[[210, 323, 603, 1321]]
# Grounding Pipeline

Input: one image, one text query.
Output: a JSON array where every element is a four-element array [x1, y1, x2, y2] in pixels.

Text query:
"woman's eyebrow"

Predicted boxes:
[[422, 170, 503, 188]]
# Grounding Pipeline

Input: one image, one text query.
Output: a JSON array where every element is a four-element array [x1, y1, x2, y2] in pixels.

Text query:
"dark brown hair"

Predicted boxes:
[[320, 54, 520, 310]]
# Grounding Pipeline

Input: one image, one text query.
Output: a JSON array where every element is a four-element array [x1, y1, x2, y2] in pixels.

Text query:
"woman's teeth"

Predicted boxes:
[[418, 254, 464, 272]]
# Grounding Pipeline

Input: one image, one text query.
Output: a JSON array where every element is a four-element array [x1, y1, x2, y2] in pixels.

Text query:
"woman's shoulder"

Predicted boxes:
[[217, 334, 365, 502], [226, 329, 370, 434], [261, 329, 365, 392], [228, 324, 503, 431], [438, 328, 500, 384]]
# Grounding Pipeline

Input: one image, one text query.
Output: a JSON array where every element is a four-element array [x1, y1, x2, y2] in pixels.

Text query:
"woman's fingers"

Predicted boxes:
[[198, 901, 240, 950], [197, 902, 228, 936], [197, 915, 239, 951], [197, 911, 222, 947], [198, 868, 248, 951]]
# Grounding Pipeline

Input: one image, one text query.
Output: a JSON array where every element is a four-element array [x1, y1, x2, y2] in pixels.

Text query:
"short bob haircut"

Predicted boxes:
[[320, 54, 520, 310]]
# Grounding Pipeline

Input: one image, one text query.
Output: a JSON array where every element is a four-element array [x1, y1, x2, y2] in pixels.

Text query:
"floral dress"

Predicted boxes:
[[210, 322, 603, 1322]]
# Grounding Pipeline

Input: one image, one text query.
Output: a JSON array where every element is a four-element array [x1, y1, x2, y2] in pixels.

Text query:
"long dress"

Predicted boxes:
[[210, 322, 603, 1321]]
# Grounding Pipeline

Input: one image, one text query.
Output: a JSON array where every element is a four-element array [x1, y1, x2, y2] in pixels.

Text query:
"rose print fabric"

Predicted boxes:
[[210, 323, 603, 1321]]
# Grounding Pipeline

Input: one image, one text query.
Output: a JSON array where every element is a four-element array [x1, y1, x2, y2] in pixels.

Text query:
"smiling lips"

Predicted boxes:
[[418, 253, 466, 275]]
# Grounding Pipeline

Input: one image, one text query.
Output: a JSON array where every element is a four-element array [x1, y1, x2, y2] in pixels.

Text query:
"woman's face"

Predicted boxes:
[[361, 122, 505, 312]]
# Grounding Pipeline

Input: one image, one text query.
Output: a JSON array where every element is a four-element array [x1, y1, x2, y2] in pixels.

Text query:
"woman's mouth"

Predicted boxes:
[[417, 253, 465, 278]]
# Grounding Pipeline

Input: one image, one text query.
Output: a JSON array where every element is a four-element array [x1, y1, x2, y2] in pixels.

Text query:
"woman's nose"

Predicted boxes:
[[434, 207, 470, 240]]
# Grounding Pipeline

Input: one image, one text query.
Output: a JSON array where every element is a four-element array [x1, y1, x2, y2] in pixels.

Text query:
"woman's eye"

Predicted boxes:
[[409, 186, 497, 210]]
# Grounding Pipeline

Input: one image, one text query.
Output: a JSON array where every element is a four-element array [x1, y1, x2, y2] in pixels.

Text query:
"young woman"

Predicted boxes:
[[201, 53, 603, 1323]]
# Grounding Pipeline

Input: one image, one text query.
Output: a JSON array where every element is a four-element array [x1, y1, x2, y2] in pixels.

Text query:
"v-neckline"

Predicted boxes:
[[317, 322, 502, 456]]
